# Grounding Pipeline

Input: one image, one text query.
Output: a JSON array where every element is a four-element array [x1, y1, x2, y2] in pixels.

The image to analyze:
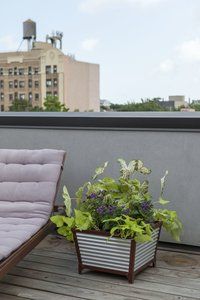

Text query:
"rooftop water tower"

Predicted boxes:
[[23, 19, 36, 51]]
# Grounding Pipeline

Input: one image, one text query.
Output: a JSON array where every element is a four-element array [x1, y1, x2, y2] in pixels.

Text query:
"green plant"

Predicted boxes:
[[51, 159, 182, 242]]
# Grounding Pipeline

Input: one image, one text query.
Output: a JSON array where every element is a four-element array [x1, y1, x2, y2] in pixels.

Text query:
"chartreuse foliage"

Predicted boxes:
[[51, 159, 183, 242], [51, 210, 93, 241]]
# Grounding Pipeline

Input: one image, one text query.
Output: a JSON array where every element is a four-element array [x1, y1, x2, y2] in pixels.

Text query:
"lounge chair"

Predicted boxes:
[[0, 149, 66, 278]]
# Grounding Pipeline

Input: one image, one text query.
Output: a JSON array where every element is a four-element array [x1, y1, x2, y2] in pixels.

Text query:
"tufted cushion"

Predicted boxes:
[[0, 149, 65, 261]]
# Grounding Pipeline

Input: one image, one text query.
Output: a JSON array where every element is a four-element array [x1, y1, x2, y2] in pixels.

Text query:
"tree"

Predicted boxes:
[[9, 99, 33, 112], [43, 95, 69, 112], [189, 103, 200, 111], [110, 98, 168, 112]]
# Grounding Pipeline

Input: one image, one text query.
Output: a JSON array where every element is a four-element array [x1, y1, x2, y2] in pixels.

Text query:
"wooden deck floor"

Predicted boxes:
[[0, 235, 200, 300]]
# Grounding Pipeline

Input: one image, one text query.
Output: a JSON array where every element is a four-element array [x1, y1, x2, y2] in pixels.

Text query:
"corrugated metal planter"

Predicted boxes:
[[73, 222, 162, 283]]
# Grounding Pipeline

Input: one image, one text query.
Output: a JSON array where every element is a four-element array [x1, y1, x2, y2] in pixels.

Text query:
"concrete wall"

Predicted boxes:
[[0, 126, 199, 246]]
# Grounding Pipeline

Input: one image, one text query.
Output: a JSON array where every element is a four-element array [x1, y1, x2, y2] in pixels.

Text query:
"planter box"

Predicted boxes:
[[73, 222, 162, 283]]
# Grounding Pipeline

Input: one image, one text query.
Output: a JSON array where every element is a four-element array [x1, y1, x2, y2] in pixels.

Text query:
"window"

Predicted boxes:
[[19, 93, 25, 100], [53, 78, 58, 87], [28, 66, 32, 75], [14, 92, 18, 99], [1, 105, 4, 111], [9, 94, 13, 101], [46, 92, 52, 97], [0, 68, 3, 76], [14, 80, 18, 88], [46, 65, 51, 74], [46, 79, 52, 87], [9, 81, 13, 89], [53, 65, 57, 73], [19, 81, 25, 88], [28, 79, 32, 88], [18, 68, 24, 75], [0, 80, 3, 89], [35, 93, 39, 101], [8, 68, 13, 76], [54, 91, 58, 97], [29, 92, 32, 100], [34, 67, 39, 74], [35, 81, 39, 88], [14, 67, 17, 75], [0, 93, 4, 100]]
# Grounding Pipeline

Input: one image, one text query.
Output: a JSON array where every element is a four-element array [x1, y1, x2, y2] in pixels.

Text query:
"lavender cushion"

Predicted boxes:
[[0, 149, 65, 261]]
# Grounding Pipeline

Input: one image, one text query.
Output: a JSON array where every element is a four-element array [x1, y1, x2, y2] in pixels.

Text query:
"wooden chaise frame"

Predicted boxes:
[[0, 153, 66, 279]]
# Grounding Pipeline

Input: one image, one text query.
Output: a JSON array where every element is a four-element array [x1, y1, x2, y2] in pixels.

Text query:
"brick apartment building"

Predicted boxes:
[[0, 21, 100, 112]]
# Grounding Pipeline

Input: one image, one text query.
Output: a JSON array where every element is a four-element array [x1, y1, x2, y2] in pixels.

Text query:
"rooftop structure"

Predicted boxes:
[[0, 20, 100, 112]]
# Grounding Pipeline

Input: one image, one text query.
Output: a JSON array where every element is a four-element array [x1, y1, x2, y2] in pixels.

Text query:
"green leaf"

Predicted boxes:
[[63, 216, 75, 227], [50, 215, 64, 227], [158, 197, 170, 205], [57, 226, 68, 236], [63, 185, 71, 217], [92, 162, 108, 180], [74, 209, 93, 230], [140, 167, 151, 175], [160, 170, 169, 196]]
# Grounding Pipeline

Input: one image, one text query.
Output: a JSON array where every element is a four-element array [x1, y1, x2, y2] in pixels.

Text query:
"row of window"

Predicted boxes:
[[0, 79, 58, 89], [0, 92, 39, 101], [0, 91, 58, 101], [0, 67, 39, 76], [0, 80, 40, 89], [0, 65, 57, 76]]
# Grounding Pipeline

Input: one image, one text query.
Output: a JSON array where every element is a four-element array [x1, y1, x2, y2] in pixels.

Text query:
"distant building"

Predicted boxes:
[[0, 20, 100, 112], [168, 95, 187, 109]]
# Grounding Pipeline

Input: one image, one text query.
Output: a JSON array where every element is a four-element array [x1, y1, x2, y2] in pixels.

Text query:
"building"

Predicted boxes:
[[168, 95, 187, 109], [0, 20, 100, 112]]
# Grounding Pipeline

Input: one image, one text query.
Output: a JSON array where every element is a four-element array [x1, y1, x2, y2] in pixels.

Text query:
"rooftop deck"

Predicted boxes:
[[0, 235, 199, 300]]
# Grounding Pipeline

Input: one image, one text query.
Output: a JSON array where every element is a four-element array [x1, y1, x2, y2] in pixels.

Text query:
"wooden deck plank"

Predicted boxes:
[[0, 235, 200, 300], [2, 275, 139, 300], [15, 260, 200, 299], [8, 266, 198, 300], [24, 251, 200, 276], [0, 294, 31, 300], [0, 282, 76, 300]]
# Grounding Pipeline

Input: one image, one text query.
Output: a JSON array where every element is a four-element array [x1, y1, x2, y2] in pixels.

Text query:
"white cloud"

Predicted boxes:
[[81, 38, 99, 51], [158, 58, 174, 73], [79, 0, 165, 13], [157, 38, 200, 73], [0, 35, 18, 51], [177, 38, 200, 63]]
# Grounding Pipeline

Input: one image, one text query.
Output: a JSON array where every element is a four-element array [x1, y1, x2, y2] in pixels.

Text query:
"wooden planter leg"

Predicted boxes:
[[78, 264, 83, 274], [128, 273, 135, 284]]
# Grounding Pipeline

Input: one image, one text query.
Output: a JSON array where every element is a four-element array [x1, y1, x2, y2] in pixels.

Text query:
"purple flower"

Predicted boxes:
[[108, 205, 117, 214], [140, 201, 151, 212], [123, 208, 130, 215], [88, 193, 97, 199], [97, 205, 106, 214]]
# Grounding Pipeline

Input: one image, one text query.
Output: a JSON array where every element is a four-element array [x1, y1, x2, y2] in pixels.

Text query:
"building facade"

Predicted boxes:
[[0, 42, 100, 111], [169, 95, 187, 109]]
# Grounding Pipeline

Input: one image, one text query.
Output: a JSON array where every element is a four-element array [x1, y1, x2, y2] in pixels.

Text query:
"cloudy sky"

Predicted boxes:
[[0, 0, 200, 103]]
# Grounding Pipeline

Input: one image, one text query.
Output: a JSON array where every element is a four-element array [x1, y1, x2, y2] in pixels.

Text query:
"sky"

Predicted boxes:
[[1, 0, 200, 103]]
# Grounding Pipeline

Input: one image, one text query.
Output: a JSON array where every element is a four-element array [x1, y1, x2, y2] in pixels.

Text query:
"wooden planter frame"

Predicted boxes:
[[0, 152, 66, 279], [73, 221, 162, 283]]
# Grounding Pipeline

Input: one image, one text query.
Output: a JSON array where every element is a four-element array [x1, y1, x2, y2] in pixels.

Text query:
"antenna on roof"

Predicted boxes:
[[46, 31, 63, 50]]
